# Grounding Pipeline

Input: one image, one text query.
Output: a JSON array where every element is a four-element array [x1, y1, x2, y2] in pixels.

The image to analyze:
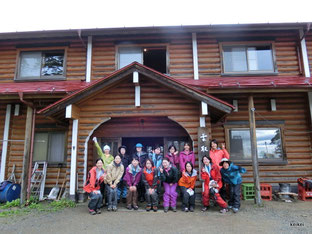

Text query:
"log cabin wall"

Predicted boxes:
[[70, 76, 212, 190], [0, 37, 87, 83], [211, 92, 312, 185], [1, 103, 68, 189], [197, 30, 302, 78]]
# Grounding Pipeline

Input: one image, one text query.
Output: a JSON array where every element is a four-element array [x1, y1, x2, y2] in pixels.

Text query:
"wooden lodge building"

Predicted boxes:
[[0, 22, 312, 201]]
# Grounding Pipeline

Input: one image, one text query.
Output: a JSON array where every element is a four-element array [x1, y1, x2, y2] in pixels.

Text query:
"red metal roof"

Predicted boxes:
[[181, 76, 312, 89], [0, 81, 89, 95]]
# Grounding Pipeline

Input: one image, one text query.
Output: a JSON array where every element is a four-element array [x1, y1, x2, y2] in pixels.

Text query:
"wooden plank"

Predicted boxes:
[[20, 106, 33, 205], [69, 119, 78, 199]]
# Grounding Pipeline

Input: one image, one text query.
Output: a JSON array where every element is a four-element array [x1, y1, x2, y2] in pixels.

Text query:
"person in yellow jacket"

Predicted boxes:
[[105, 155, 124, 211], [93, 136, 114, 206], [93, 137, 114, 170]]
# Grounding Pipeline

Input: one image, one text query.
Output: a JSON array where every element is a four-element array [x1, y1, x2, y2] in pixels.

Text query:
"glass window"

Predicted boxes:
[[17, 50, 65, 80], [118, 47, 143, 69], [223, 45, 274, 73], [33, 132, 66, 163], [229, 128, 283, 160]]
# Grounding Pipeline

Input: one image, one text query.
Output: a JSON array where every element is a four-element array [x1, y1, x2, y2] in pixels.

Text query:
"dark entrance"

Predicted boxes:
[[122, 137, 164, 155]]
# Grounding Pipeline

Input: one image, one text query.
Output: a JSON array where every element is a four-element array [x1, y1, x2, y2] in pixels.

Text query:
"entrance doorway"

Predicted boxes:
[[122, 137, 164, 155]]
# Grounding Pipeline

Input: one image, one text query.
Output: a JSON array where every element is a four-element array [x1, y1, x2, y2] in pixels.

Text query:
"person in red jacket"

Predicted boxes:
[[209, 139, 230, 169], [201, 155, 228, 213], [83, 158, 106, 215]]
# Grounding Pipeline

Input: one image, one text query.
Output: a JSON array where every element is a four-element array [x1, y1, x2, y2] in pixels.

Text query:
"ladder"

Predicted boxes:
[[30, 161, 47, 200]]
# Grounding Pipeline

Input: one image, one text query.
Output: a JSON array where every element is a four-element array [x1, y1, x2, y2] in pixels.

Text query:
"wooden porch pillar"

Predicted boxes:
[[66, 104, 80, 201], [248, 96, 262, 206], [20, 106, 33, 205], [0, 104, 11, 182]]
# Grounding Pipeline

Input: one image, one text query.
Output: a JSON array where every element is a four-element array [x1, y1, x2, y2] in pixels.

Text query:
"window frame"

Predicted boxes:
[[15, 46, 67, 81], [33, 131, 67, 165], [219, 41, 278, 76], [116, 43, 169, 74], [224, 121, 287, 165]]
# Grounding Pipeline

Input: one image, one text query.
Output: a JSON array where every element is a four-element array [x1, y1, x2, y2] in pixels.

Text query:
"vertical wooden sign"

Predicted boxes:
[[197, 127, 210, 176]]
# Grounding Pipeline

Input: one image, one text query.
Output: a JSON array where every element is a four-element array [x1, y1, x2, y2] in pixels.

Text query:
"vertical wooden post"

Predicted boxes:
[[0, 104, 11, 182], [69, 119, 79, 201], [248, 96, 262, 206], [20, 106, 33, 205]]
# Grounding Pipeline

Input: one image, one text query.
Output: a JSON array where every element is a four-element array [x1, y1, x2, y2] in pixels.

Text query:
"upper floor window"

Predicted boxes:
[[16, 49, 66, 80], [118, 45, 168, 73], [221, 43, 276, 74]]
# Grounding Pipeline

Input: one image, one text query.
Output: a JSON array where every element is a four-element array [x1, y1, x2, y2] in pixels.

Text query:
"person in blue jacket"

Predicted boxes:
[[219, 158, 246, 213]]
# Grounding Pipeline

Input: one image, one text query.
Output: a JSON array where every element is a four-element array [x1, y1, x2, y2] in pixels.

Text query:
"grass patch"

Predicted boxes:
[[0, 198, 76, 217]]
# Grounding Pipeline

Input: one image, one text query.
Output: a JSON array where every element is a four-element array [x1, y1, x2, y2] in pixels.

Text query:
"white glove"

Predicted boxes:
[[92, 137, 97, 143]]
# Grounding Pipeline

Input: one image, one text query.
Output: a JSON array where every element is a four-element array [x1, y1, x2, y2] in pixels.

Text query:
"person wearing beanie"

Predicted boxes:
[[132, 143, 148, 202], [92, 137, 114, 170], [123, 157, 142, 210], [105, 155, 124, 211], [201, 155, 228, 213], [117, 145, 132, 203], [220, 158, 246, 213]]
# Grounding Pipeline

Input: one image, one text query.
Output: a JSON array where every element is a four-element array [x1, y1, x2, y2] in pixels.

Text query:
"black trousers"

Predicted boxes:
[[180, 186, 195, 208], [229, 184, 241, 209]]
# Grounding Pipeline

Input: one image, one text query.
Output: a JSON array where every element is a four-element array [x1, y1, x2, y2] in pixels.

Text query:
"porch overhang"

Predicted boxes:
[[38, 62, 234, 119]]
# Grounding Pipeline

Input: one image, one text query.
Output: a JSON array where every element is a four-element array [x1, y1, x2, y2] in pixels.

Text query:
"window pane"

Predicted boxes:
[[256, 129, 282, 159], [248, 46, 273, 71], [19, 51, 41, 78], [223, 46, 247, 72], [33, 133, 48, 161], [48, 133, 65, 163], [41, 51, 64, 76], [229, 129, 251, 160], [119, 47, 142, 68], [229, 128, 282, 160]]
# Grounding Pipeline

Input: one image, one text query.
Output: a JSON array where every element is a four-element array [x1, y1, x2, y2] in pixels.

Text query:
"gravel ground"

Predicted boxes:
[[0, 200, 311, 234]]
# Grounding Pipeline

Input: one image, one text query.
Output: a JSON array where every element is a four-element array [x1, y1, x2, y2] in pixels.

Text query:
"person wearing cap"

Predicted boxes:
[[92, 137, 114, 170], [219, 158, 246, 213], [132, 143, 148, 202], [201, 155, 228, 213], [209, 139, 230, 169], [117, 145, 132, 203], [105, 155, 124, 211]]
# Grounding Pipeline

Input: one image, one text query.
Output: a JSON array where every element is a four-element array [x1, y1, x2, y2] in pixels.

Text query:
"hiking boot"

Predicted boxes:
[[201, 206, 209, 212], [133, 205, 139, 210], [126, 205, 132, 210], [96, 209, 101, 214], [189, 206, 194, 212], [232, 208, 239, 213], [220, 208, 228, 214], [107, 206, 112, 211], [89, 209, 96, 215], [153, 206, 158, 212], [171, 206, 177, 212], [112, 206, 117, 212], [184, 207, 189, 212], [146, 206, 152, 211], [164, 207, 169, 213]]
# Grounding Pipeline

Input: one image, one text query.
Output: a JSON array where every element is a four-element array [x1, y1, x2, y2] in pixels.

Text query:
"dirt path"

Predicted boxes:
[[0, 200, 311, 234]]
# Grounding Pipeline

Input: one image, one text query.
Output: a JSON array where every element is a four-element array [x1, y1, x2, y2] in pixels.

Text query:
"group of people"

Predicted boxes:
[[83, 138, 246, 215]]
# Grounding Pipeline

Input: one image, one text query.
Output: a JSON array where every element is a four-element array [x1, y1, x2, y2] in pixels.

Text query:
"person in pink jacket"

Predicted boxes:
[[209, 139, 230, 169], [179, 143, 195, 172]]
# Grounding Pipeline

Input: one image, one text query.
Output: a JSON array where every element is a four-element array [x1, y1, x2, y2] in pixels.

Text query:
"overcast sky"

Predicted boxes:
[[1, 0, 311, 33]]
